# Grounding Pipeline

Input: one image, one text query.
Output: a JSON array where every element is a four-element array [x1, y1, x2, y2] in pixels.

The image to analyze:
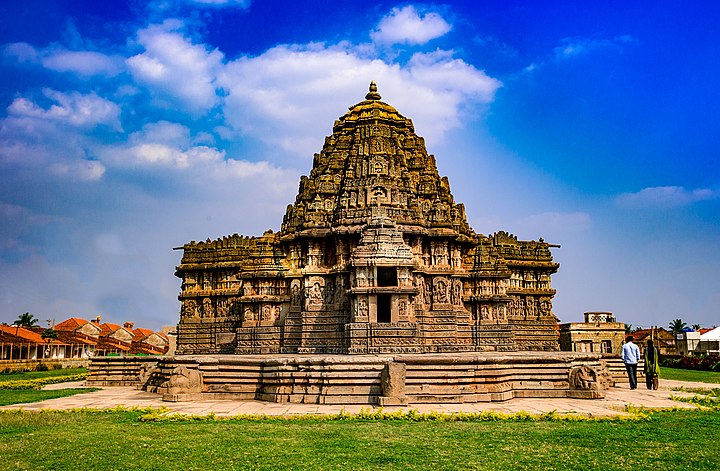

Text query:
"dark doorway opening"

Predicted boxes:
[[377, 294, 391, 323], [377, 267, 397, 287]]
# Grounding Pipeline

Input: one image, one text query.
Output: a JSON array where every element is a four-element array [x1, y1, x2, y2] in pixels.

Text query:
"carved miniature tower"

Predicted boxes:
[[175, 82, 560, 354]]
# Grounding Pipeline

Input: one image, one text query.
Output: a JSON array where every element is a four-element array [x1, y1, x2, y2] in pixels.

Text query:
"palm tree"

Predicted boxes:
[[624, 323, 634, 334], [669, 318, 687, 334], [692, 324, 701, 331], [13, 312, 38, 328]]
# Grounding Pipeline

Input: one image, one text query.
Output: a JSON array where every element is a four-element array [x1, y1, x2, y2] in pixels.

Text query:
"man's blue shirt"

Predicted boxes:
[[621, 342, 641, 364]]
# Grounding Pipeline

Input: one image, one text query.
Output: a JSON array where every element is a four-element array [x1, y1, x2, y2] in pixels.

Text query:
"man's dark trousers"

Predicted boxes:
[[625, 363, 638, 389]]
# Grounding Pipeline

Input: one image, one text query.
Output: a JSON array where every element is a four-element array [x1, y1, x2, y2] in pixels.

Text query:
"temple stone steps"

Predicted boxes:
[[89, 352, 613, 404]]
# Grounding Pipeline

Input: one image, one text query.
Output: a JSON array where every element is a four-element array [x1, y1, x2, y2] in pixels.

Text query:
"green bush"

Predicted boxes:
[[661, 354, 720, 372], [36, 363, 49, 372], [0, 373, 88, 390]]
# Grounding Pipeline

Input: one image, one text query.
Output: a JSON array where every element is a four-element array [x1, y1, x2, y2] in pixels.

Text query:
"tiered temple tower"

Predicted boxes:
[[175, 82, 560, 355]]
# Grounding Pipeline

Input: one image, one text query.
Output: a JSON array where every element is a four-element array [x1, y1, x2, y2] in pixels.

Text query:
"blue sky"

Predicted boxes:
[[1, 1, 718, 331]]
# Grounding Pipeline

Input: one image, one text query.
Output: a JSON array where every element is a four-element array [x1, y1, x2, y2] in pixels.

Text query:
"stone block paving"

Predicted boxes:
[[2, 379, 715, 417]]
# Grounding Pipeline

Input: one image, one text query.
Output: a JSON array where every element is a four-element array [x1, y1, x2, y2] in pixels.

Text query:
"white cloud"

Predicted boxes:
[[97, 120, 291, 182], [7, 89, 121, 130], [4, 42, 123, 77], [616, 186, 719, 208], [220, 43, 501, 156], [131, 121, 192, 147], [554, 35, 635, 60], [49, 160, 106, 181], [101, 141, 224, 169], [1, 90, 116, 183], [3, 42, 39, 62], [127, 21, 224, 114], [371, 6, 451, 46], [41, 50, 124, 77]]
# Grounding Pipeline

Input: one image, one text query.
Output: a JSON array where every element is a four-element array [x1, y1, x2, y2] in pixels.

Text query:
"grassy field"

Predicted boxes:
[[661, 367, 720, 384], [0, 367, 88, 382], [0, 367, 94, 405], [0, 409, 718, 470]]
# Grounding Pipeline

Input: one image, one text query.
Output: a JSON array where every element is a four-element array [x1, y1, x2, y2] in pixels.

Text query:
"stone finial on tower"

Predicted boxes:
[[365, 81, 381, 100]]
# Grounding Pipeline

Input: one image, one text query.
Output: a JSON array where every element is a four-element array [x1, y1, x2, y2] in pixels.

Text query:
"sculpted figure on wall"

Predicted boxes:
[[356, 298, 368, 322], [308, 281, 323, 306], [434, 278, 448, 304], [216, 299, 229, 318], [451, 280, 462, 306], [496, 304, 508, 322], [291, 279, 302, 306], [202, 298, 214, 318], [432, 242, 449, 266], [243, 306, 255, 323], [324, 280, 335, 304], [526, 297, 538, 319], [262, 304, 272, 321], [413, 276, 424, 307], [182, 300, 198, 319], [539, 297, 552, 317]]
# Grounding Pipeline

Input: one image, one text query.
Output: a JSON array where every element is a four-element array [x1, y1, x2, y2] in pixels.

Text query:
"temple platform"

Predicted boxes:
[[87, 352, 613, 405]]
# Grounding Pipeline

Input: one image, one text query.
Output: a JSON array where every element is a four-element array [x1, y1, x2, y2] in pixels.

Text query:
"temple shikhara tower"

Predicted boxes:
[[175, 83, 560, 355]]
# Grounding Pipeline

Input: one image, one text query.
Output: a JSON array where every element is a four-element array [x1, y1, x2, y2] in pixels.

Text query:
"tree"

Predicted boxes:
[[692, 324, 701, 331], [669, 318, 687, 334], [41, 328, 58, 341], [13, 312, 38, 328], [624, 324, 634, 334]]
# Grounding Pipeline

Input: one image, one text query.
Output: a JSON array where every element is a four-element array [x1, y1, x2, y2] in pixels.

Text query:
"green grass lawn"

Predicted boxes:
[[0, 388, 99, 406], [0, 367, 88, 382], [0, 409, 718, 470], [661, 367, 720, 384]]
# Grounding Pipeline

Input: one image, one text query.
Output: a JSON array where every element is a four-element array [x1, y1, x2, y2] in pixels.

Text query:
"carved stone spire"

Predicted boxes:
[[365, 81, 381, 101], [280, 83, 474, 238]]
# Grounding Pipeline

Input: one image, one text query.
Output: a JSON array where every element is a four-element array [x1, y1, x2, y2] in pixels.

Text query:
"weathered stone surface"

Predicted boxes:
[[379, 362, 408, 406], [174, 83, 560, 355], [162, 366, 203, 401], [90, 352, 612, 404]]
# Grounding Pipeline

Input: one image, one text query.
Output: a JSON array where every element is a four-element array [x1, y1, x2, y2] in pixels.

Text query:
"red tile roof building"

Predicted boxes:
[[1, 317, 170, 361]]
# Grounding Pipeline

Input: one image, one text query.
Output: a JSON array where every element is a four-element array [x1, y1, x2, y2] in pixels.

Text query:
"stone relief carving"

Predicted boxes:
[[569, 365, 599, 390], [165, 366, 203, 395], [308, 282, 323, 306], [451, 280, 462, 306], [291, 279, 302, 306], [202, 298, 214, 318], [433, 277, 449, 304], [181, 300, 198, 319]]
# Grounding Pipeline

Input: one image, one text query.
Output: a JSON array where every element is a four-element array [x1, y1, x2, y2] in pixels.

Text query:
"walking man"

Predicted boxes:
[[621, 335, 641, 389]]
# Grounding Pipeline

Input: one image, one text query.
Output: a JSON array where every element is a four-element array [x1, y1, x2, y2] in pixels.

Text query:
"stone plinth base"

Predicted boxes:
[[89, 352, 611, 405], [163, 393, 204, 402], [378, 396, 409, 406], [567, 389, 606, 399]]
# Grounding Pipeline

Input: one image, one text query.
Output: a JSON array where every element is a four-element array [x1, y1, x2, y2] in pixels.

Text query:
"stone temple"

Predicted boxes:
[[174, 82, 561, 356]]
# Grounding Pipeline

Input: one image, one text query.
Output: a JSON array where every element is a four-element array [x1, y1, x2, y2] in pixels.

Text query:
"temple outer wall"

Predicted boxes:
[[89, 352, 612, 404]]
